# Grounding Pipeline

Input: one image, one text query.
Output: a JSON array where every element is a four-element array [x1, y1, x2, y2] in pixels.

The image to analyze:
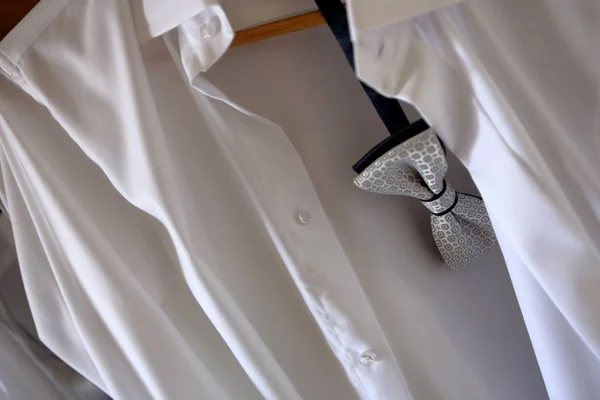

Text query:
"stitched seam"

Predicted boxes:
[[10, 0, 72, 75], [0, 52, 13, 78]]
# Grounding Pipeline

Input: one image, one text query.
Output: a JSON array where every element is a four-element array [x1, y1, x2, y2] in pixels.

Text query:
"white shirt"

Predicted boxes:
[[349, 0, 600, 399], [0, 0, 547, 399]]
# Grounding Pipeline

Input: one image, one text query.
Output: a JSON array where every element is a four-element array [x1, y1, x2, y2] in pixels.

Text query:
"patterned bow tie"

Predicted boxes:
[[353, 128, 497, 270]]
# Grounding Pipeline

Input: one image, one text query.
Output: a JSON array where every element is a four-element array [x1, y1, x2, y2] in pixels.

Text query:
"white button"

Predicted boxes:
[[359, 351, 377, 366], [296, 210, 312, 225], [199, 17, 220, 39]]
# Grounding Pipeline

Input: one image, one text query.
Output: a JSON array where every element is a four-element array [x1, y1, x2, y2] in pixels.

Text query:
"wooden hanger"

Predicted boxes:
[[0, 1, 325, 46], [231, 11, 325, 47]]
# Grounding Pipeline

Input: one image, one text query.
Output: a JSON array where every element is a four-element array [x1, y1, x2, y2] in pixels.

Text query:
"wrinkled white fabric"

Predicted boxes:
[[0, 214, 109, 400], [0, 217, 85, 400], [0, 0, 548, 399], [1, 1, 404, 398], [350, 0, 600, 399], [0, 318, 79, 400]]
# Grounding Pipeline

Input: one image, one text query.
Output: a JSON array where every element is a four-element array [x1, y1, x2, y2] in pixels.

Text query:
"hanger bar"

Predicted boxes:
[[232, 10, 326, 47]]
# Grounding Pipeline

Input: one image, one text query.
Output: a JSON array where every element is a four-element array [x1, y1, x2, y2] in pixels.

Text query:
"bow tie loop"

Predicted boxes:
[[421, 180, 458, 215]]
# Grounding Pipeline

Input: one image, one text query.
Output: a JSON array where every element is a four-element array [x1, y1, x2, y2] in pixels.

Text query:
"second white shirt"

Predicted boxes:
[[0, 0, 546, 399]]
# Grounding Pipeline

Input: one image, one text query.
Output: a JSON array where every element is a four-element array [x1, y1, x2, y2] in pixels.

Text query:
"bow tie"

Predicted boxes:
[[353, 128, 497, 271]]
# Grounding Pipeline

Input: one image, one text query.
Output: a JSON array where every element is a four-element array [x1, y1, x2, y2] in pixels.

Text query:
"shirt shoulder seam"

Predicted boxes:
[[9, 0, 73, 76]]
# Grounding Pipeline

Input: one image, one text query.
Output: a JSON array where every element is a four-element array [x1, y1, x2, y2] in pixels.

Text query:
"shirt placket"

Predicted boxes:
[[173, 6, 413, 397], [273, 178, 413, 400]]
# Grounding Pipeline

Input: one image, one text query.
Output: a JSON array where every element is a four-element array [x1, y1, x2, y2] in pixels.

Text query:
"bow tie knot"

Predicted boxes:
[[422, 180, 457, 215]]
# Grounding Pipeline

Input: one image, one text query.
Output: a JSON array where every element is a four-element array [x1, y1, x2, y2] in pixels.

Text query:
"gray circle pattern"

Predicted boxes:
[[354, 129, 447, 199], [432, 194, 497, 271], [354, 129, 497, 271]]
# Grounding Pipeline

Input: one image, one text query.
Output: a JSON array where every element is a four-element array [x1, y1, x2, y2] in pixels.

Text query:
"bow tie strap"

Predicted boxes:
[[421, 180, 458, 216]]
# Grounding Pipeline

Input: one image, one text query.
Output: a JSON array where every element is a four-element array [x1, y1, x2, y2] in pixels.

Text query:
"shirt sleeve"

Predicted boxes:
[[347, 0, 463, 39], [346, 0, 463, 107]]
